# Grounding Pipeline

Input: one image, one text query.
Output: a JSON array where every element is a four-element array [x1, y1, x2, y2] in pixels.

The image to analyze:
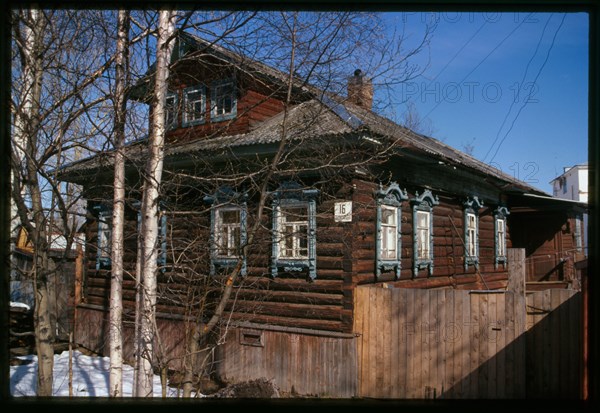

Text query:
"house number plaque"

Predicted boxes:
[[334, 201, 352, 222]]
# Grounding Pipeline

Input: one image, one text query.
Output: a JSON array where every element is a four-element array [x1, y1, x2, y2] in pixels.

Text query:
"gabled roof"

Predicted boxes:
[[128, 31, 312, 102], [58, 95, 548, 197], [58, 31, 550, 198]]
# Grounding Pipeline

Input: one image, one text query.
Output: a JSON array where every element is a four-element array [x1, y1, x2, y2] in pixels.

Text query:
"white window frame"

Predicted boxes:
[[205, 187, 248, 276], [411, 189, 439, 276], [215, 206, 242, 259], [494, 206, 510, 268], [416, 210, 431, 261], [375, 182, 408, 279], [277, 205, 309, 260], [211, 79, 237, 122], [463, 196, 483, 271], [380, 205, 398, 261], [271, 182, 318, 280], [183, 85, 205, 126]]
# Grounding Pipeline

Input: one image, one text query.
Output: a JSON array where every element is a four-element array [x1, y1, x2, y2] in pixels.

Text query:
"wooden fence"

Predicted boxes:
[[354, 287, 582, 399]]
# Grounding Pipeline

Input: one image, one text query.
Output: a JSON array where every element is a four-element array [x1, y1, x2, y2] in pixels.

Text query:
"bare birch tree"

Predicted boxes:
[[108, 9, 130, 397], [11, 8, 121, 396], [134, 8, 177, 398]]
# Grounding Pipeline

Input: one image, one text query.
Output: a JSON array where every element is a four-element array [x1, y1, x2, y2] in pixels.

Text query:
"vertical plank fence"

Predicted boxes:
[[354, 286, 582, 399]]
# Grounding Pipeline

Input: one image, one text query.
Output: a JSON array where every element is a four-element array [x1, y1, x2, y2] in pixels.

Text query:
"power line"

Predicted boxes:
[[482, 13, 554, 163], [423, 12, 534, 120], [488, 13, 567, 164]]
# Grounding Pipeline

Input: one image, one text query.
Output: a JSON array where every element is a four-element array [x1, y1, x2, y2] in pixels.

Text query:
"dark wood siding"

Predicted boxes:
[[348, 179, 511, 291]]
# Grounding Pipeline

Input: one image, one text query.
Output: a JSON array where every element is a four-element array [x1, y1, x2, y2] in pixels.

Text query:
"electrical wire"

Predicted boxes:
[[487, 13, 567, 164], [482, 13, 554, 163]]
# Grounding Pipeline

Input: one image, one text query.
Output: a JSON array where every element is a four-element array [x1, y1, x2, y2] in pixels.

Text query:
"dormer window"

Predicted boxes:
[[183, 85, 205, 126], [211, 79, 237, 121]]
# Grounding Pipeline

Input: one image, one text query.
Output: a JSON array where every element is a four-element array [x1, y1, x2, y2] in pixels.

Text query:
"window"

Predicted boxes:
[[411, 190, 439, 276], [205, 187, 247, 276], [416, 210, 431, 260], [494, 206, 510, 268], [380, 206, 398, 260], [466, 213, 477, 257], [463, 196, 483, 271], [375, 182, 408, 278], [93, 204, 112, 270], [183, 85, 205, 126], [215, 208, 242, 258], [165, 92, 178, 129], [271, 182, 318, 279], [278, 206, 309, 259], [211, 79, 237, 121]]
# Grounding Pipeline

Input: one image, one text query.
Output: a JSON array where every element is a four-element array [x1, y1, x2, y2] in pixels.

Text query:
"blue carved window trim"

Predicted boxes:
[[93, 204, 112, 270], [411, 190, 439, 277], [463, 196, 484, 271], [182, 85, 206, 127], [375, 182, 408, 279], [494, 206, 510, 269], [165, 92, 178, 130], [271, 181, 319, 280], [210, 79, 237, 122], [205, 187, 248, 277]]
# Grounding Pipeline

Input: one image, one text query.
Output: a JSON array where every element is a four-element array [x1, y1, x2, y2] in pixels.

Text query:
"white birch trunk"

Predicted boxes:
[[11, 8, 55, 397], [108, 9, 130, 398], [134, 9, 176, 398]]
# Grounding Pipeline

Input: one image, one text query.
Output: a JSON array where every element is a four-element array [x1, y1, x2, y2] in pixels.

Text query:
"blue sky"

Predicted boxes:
[[381, 11, 588, 194]]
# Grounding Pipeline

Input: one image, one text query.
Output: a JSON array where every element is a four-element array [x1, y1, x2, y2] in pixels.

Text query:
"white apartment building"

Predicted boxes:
[[550, 163, 588, 255]]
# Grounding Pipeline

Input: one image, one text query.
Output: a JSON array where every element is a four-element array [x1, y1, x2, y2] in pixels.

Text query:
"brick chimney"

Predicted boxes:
[[347, 69, 373, 109]]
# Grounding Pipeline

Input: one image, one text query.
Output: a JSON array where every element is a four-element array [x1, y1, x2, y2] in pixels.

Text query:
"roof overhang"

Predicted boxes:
[[509, 192, 588, 214]]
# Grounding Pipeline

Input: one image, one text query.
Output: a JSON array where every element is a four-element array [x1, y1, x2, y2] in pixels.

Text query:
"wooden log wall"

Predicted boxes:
[[348, 179, 511, 291], [82, 177, 516, 342]]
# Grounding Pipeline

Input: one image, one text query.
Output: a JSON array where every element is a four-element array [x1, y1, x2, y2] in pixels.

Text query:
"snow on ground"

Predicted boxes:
[[10, 350, 200, 398]]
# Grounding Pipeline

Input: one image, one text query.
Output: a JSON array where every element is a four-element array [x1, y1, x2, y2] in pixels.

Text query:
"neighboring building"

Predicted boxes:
[[56, 31, 586, 397], [11, 225, 85, 342], [550, 163, 588, 258]]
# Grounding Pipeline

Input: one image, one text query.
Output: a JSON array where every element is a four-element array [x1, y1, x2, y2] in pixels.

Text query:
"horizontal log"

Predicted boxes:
[[226, 311, 344, 333], [242, 276, 344, 294], [231, 288, 344, 306], [225, 299, 342, 321]]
